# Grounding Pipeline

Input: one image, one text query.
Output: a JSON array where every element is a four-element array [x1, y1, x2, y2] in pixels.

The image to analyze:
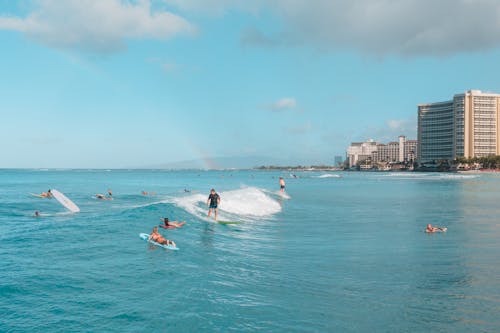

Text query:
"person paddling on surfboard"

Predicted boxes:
[[160, 217, 185, 228], [148, 226, 176, 247], [96, 189, 113, 200], [207, 188, 220, 221], [426, 224, 447, 233], [40, 189, 52, 198]]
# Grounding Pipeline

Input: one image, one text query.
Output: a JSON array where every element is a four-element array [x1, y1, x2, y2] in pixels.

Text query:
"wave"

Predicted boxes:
[[169, 187, 282, 222], [313, 174, 341, 178], [382, 172, 479, 180], [262, 189, 291, 200]]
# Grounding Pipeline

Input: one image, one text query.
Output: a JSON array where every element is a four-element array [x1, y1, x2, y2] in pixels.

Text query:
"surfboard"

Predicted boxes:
[[30, 193, 45, 198], [277, 191, 291, 199], [139, 233, 179, 250], [217, 221, 242, 225], [51, 189, 80, 213]]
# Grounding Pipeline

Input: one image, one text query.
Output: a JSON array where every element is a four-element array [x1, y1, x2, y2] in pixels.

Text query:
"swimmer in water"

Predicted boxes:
[[96, 189, 113, 200]]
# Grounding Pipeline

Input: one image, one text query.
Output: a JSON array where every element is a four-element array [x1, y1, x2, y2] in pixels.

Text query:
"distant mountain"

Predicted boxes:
[[141, 155, 287, 170]]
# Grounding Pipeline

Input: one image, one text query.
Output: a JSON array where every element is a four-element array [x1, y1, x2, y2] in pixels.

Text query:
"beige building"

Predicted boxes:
[[347, 136, 417, 167], [371, 136, 417, 163], [418, 90, 500, 161], [347, 139, 378, 167]]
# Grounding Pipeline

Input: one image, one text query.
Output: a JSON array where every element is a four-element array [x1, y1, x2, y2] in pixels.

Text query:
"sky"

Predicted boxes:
[[1, 0, 500, 168]]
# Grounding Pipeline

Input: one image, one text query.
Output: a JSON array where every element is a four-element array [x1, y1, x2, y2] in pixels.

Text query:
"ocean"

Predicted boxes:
[[1, 169, 499, 332]]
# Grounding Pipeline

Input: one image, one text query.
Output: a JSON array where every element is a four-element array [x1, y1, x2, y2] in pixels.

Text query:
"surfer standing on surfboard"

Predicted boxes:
[[279, 177, 286, 193], [207, 189, 220, 221]]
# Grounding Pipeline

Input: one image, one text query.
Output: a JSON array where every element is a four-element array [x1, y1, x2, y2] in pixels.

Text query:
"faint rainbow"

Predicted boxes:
[[187, 141, 219, 169]]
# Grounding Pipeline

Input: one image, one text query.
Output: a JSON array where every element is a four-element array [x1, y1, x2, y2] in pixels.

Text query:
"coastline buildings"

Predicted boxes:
[[347, 139, 377, 167], [418, 90, 500, 162], [347, 136, 417, 168]]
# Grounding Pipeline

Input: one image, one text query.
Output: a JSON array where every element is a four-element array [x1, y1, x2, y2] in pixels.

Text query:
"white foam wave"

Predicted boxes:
[[263, 189, 291, 200], [382, 172, 479, 180], [314, 174, 341, 178], [170, 187, 282, 221], [438, 174, 479, 180]]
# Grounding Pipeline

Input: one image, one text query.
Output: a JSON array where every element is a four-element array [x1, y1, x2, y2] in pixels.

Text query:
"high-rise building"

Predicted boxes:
[[418, 90, 500, 162], [334, 155, 343, 166]]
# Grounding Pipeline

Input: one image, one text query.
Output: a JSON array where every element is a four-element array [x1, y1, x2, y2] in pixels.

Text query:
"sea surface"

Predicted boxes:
[[1, 169, 499, 332]]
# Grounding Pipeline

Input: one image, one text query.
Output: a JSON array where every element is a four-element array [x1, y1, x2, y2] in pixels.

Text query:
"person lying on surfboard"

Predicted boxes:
[[148, 226, 176, 247], [40, 189, 52, 198], [96, 189, 113, 200], [426, 224, 447, 233], [160, 217, 185, 228]]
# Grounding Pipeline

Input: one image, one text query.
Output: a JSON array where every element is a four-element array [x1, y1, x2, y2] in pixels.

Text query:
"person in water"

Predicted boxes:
[[207, 188, 220, 221], [34, 211, 41, 217], [96, 189, 113, 200], [279, 177, 286, 193], [148, 226, 176, 247], [160, 217, 184, 228], [426, 224, 446, 233], [40, 189, 52, 198]]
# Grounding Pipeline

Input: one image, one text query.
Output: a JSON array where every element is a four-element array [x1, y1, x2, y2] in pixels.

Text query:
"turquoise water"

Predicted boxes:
[[1, 169, 499, 332]]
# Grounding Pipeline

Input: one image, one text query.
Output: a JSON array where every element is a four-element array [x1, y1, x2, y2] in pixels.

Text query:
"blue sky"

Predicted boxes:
[[1, 0, 500, 168]]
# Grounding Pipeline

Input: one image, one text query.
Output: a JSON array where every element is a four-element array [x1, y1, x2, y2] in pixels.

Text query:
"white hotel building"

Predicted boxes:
[[347, 136, 417, 167]]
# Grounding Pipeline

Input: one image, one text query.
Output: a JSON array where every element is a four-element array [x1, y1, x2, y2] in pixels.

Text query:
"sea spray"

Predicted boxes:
[[170, 187, 281, 221]]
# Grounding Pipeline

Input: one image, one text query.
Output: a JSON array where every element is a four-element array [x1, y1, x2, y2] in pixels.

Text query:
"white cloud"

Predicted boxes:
[[268, 97, 297, 111], [387, 119, 407, 130], [166, 0, 500, 56], [264, 0, 500, 56], [165, 0, 261, 15], [0, 0, 196, 53], [358, 117, 417, 143]]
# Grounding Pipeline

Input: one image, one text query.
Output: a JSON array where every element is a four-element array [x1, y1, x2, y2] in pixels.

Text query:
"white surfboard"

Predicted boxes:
[[51, 189, 80, 213]]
